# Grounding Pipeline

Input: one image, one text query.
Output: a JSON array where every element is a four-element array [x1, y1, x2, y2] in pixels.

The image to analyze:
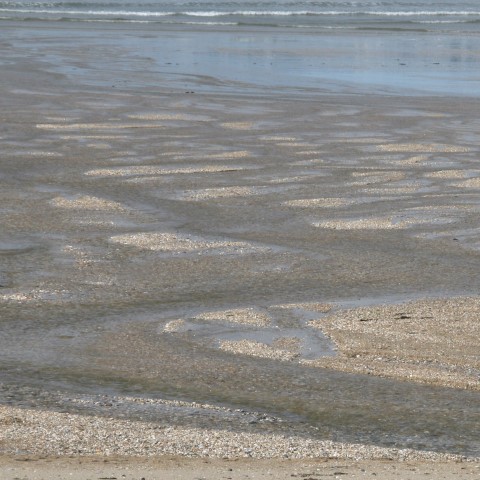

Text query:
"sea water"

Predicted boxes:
[[1, 0, 480, 30], [1, 1, 479, 96]]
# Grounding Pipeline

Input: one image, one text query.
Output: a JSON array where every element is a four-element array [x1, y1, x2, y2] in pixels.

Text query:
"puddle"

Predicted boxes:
[[162, 316, 336, 361], [215, 326, 335, 360], [0, 273, 9, 288], [0, 241, 39, 255], [416, 228, 480, 251]]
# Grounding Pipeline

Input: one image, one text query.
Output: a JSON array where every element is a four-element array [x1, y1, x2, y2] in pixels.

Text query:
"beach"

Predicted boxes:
[[2, 455, 480, 480], [1, 12, 480, 479]]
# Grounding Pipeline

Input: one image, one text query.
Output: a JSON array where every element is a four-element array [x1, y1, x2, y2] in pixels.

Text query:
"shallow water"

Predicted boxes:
[[2, 0, 480, 31], [3, 21, 480, 97]]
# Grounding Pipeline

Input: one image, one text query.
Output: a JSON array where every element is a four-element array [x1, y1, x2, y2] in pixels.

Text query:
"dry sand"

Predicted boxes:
[[1, 455, 480, 480]]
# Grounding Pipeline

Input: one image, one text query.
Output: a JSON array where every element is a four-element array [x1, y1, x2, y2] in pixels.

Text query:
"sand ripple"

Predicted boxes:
[[219, 340, 298, 362], [109, 232, 266, 255], [50, 195, 127, 211], [194, 308, 272, 327], [377, 143, 469, 153], [85, 165, 248, 177]]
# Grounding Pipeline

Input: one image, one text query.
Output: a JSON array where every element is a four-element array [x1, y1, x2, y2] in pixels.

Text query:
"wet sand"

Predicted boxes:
[[1, 20, 480, 476]]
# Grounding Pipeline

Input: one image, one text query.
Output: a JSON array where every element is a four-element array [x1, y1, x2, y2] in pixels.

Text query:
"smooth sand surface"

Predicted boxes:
[[1, 456, 480, 480]]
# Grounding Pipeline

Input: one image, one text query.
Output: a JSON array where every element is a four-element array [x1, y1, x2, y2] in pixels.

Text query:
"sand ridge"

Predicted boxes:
[[109, 232, 269, 255], [0, 404, 472, 461], [85, 164, 251, 177]]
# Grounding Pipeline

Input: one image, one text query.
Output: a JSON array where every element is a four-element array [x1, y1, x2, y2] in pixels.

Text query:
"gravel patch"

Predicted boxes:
[[283, 198, 354, 208], [271, 302, 333, 313], [425, 170, 471, 179], [219, 339, 298, 361], [1, 405, 474, 461], [50, 195, 128, 211], [312, 217, 406, 230], [36, 122, 165, 130], [221, 122, 254, 130], [454, 177, 480, 188], [193, 308, 272, 327], [162, 319, 187, 333], [177, 186, 257, 200], [307, 296, 480, 390], [109, 232, 267, 255], [85, 165, 249, 177], [377, 144, 470, 153]]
